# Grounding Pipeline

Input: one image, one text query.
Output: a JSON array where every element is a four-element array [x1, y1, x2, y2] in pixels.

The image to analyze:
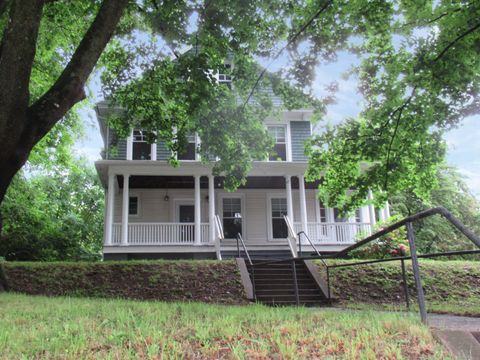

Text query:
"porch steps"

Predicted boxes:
[[246, 259, 330, 306], [222, 249, 293, 260]]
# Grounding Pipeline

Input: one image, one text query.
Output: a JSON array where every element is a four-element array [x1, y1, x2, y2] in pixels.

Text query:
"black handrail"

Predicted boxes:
[[297, 231, 321, 257], [333, 207, 480, 258], [297, 231, 330, 298], [236, 233, 253, 266]]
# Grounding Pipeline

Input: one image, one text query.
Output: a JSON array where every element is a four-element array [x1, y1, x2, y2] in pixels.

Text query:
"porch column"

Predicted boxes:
[[208, 175, 215, 243], [194, 175, 201, 245], [384, 201, 391, 219], [367, 189, 376, 226], [121, 174, 130, 245], [378, 207, 386, 222], [126, 131, 133, 160], [105, 173, 115, 246], [299, 175, 308, 237], [151, 142, 157, 161], [285, 175, 294, 224]]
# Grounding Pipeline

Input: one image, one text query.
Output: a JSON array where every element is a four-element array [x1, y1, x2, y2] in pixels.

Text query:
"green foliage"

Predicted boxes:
[[350, 216, 410, 259], [390, 165, 480, 254], [305, 1, 480, 210], [0, 159, 104, 261]]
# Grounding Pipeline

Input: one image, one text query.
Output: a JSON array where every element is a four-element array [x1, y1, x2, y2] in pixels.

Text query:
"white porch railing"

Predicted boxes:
[[293, 222, 372, 244], [112, 223, 211, 245]]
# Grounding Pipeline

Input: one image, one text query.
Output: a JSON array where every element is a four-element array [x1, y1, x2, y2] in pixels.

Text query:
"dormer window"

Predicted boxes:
[[132, 130, 151, 160], [178, 133, 197, 160], [218, 63, 232, 88], [268, 125, 286, 161]]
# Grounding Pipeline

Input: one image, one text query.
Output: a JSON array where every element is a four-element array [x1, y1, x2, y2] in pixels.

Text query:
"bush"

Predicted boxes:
[[350, 216, 410, 259]]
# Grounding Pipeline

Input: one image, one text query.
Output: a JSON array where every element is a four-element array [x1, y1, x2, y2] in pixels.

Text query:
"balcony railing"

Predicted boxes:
[[293, 222, 372, 244], [111, 223, 211, 245]]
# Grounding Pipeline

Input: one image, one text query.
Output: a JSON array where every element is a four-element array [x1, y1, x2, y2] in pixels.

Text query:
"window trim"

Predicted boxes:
[[265, 122, 292, 162], [176, 132, 200, 161], [127, 129, 157, 161], [218, 193, 246, 240], [128, 193, 140, 218], [266, 193, 290, 241]]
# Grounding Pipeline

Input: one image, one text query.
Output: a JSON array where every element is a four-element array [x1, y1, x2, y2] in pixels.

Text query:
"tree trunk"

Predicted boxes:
[[0, 0, 129, 236]]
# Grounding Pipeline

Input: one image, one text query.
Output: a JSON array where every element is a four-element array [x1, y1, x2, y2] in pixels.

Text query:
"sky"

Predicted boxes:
[[75, 50, 480, 198]]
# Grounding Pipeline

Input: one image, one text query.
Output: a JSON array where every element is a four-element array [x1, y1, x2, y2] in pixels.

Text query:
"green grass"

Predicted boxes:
[[0, 293, 450, 359], [319, 259, 480, 317]]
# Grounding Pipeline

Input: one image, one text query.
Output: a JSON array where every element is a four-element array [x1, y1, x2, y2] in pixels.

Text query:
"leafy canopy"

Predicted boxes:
[[100, 0, 480, 204]]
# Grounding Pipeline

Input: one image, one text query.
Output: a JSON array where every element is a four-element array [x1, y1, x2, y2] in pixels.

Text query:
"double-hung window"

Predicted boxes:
[[129, 196, 139, 216], [268, 125, 287, 161], [271, 198, 288, 238], [132, 130, 151, 160], [222, 198, 242, 239], [218, 63, 232, 88], [178, 133, 196, 160]]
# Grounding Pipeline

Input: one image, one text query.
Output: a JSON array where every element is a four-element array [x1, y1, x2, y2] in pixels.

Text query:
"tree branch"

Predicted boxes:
[[384, 86, 417, 191], [433, 21, 480, 62], [27, 0, 129, 141]]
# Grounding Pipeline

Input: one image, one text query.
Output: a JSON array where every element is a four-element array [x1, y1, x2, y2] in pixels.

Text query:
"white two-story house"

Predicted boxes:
[[94, 69, 390, 260]]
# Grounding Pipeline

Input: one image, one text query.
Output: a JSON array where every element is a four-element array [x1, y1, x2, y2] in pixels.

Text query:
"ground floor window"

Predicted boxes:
[[223, 198, 242, 238], [271, 198, 288, 238], [129, 196, 139, 216]]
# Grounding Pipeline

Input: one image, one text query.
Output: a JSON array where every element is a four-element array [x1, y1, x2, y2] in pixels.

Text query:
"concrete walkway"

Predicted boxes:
[[427, 314, 480, 360]]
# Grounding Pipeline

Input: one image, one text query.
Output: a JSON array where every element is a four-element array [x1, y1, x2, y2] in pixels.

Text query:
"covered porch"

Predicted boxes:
[[96, 161, 388, 258]]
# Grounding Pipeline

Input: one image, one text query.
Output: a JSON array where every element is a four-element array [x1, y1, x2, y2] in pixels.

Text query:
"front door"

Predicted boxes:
[[179, 205, 195, 242]]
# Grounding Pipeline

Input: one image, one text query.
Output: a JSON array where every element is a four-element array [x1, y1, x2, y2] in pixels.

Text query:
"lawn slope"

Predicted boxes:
[[0, 293, 448, 359], [321, 259, 480, 316]]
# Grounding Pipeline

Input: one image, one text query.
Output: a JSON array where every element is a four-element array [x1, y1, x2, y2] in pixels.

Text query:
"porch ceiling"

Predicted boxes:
[[95, 160, 317, 188], [115, 175, 321, 189]]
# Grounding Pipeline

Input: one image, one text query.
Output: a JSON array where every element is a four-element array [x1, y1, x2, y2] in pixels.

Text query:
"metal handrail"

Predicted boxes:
[[333, 206, 480, 258], [297, 231, 321, 257], [236, 233, 253, 266], [283, 215, 298, 258]]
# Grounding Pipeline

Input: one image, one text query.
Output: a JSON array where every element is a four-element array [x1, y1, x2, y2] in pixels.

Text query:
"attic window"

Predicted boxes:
[[132, 130, 151, 160], [218, 63, 232, 87]]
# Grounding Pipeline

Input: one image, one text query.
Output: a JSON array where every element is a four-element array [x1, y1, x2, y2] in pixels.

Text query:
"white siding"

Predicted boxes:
[[113, 188, 320, 244]]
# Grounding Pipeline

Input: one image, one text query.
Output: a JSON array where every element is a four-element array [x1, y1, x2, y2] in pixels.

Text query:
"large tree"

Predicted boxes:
[[1, 0, 479, 234]]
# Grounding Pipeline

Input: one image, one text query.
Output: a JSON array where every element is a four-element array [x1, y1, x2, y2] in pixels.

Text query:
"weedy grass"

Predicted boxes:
[[320, 259, 480, 317], [0, 293, 450, 359]]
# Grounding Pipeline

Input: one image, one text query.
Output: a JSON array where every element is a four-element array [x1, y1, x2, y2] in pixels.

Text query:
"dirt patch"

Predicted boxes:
[[2, 260, 248, 304]]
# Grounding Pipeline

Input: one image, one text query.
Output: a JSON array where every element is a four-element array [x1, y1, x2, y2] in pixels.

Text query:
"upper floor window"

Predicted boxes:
[[268, 125, 286, 161], [218, 63, 232, 88], [178, 133, 196, 160], [132, 130, 151, 160]]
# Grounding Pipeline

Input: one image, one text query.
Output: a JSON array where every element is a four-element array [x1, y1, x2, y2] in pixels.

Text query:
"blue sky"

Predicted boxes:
[[76, 51, 480, 198]]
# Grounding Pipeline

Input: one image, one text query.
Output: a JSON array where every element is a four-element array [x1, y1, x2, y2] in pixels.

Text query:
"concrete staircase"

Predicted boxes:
[[246, 258, 330, 306]]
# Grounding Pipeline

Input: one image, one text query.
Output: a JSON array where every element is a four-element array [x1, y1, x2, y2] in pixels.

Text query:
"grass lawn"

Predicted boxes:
[[0, 293, 450, 359], [322, 259, 480, 317]]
